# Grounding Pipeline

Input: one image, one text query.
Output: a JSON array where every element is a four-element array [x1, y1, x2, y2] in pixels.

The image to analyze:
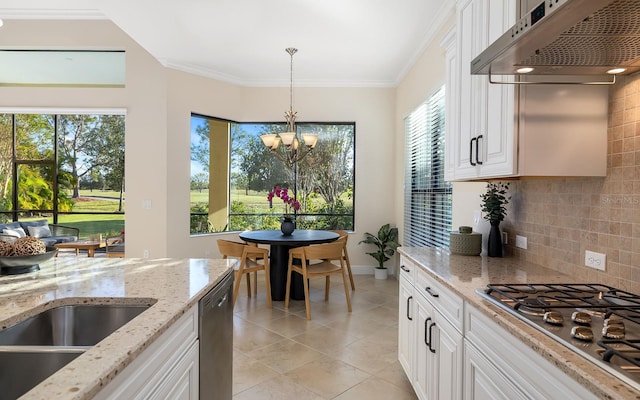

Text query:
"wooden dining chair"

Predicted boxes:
[[284, 241, 352, 320], [217, 239, 272, 308], [331, 229, 355, 290]]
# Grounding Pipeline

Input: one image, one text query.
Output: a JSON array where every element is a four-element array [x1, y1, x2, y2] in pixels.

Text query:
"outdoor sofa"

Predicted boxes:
[[0, 220, 79, 247]]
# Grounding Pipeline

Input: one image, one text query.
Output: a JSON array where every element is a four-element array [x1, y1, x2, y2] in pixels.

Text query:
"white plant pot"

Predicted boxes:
[[374, 268, 388, 280]]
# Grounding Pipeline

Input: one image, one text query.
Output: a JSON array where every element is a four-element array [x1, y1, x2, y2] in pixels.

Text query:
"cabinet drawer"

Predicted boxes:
[[465, 305, 597, 400], [415, 266, 463, 332], [398, 255, 416, 283]]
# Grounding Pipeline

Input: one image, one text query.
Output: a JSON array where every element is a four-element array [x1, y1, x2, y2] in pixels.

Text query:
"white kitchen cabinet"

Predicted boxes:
[[398, 256, 463, 400], [464, 304, 598, 400], [453, 0, 516, 180], [447, 0, 608, 181], [398, 267, 415, 377], [149, 340, 199, 400], [94, 305, 199, 400], [414, 292, 463, 400], [463, 341, 527, 400]]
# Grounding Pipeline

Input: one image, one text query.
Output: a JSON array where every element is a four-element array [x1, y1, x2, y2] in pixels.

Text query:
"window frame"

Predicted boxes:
[[0, 108, 126, 238], [189, 113, 356, 235]]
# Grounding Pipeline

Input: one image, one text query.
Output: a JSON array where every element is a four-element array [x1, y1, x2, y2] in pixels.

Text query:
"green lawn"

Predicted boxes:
[[190, 189, 353, 210], [22, 192, 127, 239]]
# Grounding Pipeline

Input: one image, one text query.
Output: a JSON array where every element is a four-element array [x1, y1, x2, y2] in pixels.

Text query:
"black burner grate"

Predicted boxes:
[[598, 339, 640, 368], [486, 283, 640, 320]]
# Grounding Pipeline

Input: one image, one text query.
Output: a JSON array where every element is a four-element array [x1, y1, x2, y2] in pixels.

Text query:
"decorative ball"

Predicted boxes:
[[0, 240, 14, 256], [13, 237, 46, 255]]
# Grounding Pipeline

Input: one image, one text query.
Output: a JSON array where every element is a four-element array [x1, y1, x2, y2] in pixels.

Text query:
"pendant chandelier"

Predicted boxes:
[[260, 48, 318, 167]]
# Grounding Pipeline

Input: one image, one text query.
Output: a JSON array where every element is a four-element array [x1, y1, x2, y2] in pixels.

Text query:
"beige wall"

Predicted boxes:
[[0, 19, 168, 259], [0, 19, 397, 266], [167, 70, 396, 266]]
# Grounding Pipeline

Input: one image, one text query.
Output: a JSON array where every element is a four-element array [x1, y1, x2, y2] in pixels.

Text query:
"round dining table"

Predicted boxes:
[[238, 229, 339, 301]]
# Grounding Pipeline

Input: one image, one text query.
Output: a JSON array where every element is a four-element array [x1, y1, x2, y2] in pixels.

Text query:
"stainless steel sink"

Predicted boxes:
[[0, 303, 152, 399], [0, 348, 85, 399], [0, 304, 151, 346]]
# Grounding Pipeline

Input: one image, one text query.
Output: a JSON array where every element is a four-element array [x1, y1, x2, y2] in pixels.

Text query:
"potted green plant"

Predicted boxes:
[[480, 182, 510, 257], [359, 223, 400, 279]]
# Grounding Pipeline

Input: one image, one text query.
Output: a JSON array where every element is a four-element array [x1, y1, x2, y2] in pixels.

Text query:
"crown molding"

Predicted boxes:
[[166, 60, 396, 88]]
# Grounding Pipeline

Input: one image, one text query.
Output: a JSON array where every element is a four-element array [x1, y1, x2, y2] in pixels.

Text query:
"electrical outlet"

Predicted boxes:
[[515, 235, 527, 249], [143, 249, 149, 259], [585, 250, 606, 271], [502, 231, 508, 245]]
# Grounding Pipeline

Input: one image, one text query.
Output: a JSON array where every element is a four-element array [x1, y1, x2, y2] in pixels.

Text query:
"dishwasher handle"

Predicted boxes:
[[216, 293, 229, 308], [200, 271, 234, 312]]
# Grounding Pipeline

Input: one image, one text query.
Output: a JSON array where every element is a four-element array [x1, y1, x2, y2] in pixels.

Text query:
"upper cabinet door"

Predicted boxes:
[[454, 0, 487, 179]]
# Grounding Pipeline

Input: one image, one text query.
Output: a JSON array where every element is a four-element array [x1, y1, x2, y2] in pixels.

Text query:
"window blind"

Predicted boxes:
[[403, 86, 452, 248]]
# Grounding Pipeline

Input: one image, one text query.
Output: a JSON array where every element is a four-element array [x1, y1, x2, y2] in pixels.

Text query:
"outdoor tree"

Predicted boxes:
[[191, 172, 209, 192], [57, 114, 125, 209], [299, 124, 354, 206]]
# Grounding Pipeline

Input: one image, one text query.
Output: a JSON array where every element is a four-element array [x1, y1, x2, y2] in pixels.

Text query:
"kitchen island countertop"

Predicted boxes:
[[0, 257, 233, 400], [399, 247, 640, 400]]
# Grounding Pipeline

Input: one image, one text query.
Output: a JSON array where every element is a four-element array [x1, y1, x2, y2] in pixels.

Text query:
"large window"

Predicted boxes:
[[0, 112, 125, 238], [190, 114, 355, 235], [404, 87, 452, 247]]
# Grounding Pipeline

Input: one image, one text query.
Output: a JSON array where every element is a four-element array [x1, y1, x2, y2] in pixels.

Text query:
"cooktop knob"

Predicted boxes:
[[571, 311, 592, 325], [543, 311, 564, 325], [571, 326, 594, 342]]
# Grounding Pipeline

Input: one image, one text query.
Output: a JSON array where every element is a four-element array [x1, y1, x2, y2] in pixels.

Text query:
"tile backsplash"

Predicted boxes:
[[502, 72, 640, 292]]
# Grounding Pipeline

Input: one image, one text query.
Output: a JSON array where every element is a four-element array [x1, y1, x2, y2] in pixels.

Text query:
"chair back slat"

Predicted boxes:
[[301, 242, 344, 260], [217, 239, 246, 258]]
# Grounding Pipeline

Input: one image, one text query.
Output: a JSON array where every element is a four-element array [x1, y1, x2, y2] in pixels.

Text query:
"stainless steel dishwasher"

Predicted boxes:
[[199, 270, 234, 400]]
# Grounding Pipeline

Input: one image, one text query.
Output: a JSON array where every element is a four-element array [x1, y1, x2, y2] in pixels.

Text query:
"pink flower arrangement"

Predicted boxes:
[[267, 186, 301, 213]]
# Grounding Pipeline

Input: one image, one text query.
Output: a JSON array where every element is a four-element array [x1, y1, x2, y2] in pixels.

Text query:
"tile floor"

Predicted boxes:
[[232, 273, 417, 400]]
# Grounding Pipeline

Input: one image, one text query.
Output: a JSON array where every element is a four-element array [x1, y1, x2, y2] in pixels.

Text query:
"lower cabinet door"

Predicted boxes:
[[414, 294, 463, 400], [435, 310, 462, 400], [463, 341, 527, 400], [150, 340, 199, 400], [398, 275, 415, 377], [414, 295, 435, 400]]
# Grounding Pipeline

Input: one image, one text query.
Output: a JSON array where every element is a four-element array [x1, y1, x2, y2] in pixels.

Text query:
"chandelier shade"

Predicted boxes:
[[260, 47, 318, 167]]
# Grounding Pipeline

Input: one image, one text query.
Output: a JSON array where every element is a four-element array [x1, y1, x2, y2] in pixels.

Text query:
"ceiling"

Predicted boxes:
[[0, 0, 455, 87]]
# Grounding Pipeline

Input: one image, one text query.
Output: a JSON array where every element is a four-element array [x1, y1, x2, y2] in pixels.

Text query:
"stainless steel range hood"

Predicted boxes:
[[471, 0, 640, 77]]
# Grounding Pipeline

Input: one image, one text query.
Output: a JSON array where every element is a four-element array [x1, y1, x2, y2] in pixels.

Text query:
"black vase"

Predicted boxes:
[[487, 221, 502, 257], [280, 217, 295, 236]]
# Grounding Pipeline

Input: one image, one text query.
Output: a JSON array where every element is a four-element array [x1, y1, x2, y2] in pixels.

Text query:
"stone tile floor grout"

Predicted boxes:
[[232, 274, 417, 400]]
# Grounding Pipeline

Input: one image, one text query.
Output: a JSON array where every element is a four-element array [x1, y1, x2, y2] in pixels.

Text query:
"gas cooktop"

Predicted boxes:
[[477, 283, 640, 391]]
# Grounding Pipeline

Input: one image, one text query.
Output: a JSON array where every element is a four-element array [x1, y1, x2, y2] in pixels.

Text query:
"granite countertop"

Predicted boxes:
[[399, 247, 640, 400], [0, 257, 234, 400]]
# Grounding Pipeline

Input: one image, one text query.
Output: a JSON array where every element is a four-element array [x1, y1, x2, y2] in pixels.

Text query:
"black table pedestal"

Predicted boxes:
[[269, 245, 305, 301]]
